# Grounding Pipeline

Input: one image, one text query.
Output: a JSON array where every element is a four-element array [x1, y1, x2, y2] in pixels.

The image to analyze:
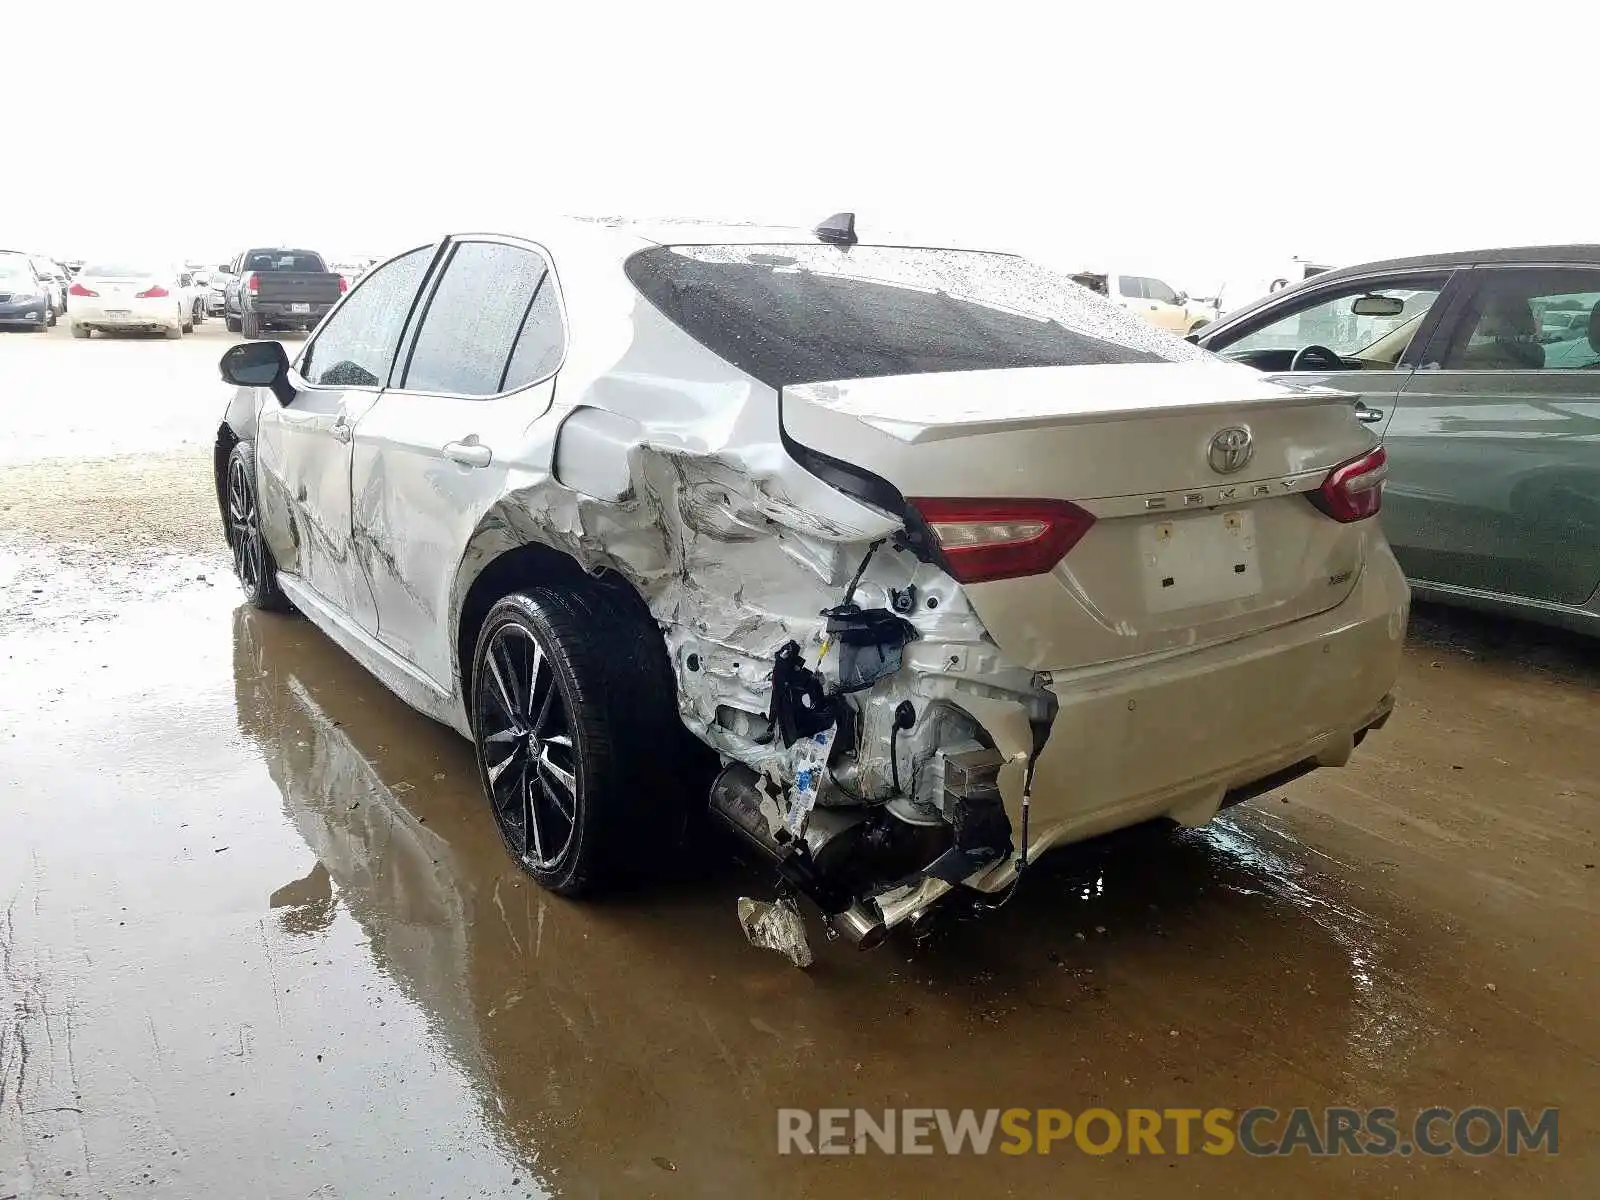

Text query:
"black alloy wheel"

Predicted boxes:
[[476, 618, 582, 877], [225, 442, 288, 610], [470, 587, 704, 896]]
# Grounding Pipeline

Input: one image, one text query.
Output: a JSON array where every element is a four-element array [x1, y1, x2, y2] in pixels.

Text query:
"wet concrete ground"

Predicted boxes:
[[1, 323, 1597, 1198]]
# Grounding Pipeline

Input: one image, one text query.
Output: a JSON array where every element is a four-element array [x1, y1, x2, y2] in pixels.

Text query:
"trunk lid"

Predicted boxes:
[[782, 359, 1380, 672]]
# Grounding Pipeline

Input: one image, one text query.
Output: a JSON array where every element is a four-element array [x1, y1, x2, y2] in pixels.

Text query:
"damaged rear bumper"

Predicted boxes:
[[964, 556, 1408, 896]]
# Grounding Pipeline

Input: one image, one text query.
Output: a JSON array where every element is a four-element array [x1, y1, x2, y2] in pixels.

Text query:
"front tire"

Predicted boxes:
[[224, 442, 289, 611], [46, 303, 57, 328], [470, 587, 690, 897], [225, 313, 241, 333]]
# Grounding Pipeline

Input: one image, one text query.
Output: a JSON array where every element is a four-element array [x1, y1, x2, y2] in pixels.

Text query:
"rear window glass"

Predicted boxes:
[[82, 263, 158, 277], [244, 251, 327, 272], [625, 244, 1203, 388]]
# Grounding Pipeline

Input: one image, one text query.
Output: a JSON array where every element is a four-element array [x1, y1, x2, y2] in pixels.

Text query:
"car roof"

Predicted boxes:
[[547, 215, 1006, 254], [1199, 243, 1600, 337], [1315, 244, 1600, 282]]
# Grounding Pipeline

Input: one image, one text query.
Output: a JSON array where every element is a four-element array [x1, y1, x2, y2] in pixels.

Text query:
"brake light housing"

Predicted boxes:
[[69, 282, 97, 297], [908, 497, 1096, 584], [1309, 446, 1388, 522], [246, 272, 260, 293], [338, 275, 348, 293], [135, 284, 169, 298]]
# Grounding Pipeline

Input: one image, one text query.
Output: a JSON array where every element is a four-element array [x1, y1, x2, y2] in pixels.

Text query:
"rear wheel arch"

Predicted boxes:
[[451, 536, 657, 712]]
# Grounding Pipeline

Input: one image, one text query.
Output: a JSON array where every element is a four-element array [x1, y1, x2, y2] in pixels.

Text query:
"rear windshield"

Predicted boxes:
[[82, 263, 157, 277], [625, 243, 1203, 388], [244, 250, 327, 272]]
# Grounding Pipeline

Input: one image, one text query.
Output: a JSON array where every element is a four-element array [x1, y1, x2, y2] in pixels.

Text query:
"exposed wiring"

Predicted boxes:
[[841, 538, 886, 608]]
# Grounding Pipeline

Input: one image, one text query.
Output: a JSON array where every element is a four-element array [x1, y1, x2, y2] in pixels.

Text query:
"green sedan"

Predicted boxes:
[[1194, 246, 1600, 636]]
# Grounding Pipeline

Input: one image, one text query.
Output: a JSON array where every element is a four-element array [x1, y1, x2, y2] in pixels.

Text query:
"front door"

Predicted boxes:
[[1382, 265, 1600, 606], [1200, 269, 1456, 436], [256, 244, 437, 631], [1141, 276, 1190, 333], [351, 236, 568, 689]]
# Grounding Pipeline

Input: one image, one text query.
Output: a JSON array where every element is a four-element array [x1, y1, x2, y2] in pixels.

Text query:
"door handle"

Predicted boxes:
[[331, 416, 352, 443], [1355, 404, 1385, 424], [443, 439, 492, 468]]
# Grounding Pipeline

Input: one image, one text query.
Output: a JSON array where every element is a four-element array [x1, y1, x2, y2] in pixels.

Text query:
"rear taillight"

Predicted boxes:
[[1309, 446, 1388, 523], [69, 282, 97, 297], [246, 272, 260, 293], [338, 276, 348, 293], [135, 284, 169, 298], [909, 498, 1096, 584]]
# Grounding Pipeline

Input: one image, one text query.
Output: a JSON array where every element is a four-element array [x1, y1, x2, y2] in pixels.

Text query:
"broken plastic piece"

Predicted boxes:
[[822, 604, 917, 692], [769, 640, 834, 747], [738, 895, 814, 968]]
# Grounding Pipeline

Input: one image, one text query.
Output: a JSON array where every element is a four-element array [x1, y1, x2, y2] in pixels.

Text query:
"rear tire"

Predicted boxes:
[[470, 586, 695, 897], [224, 442, 289, 611], [165, 322, 183, 339], [71, 324, 90, 339], [241, 311, 262, 339]]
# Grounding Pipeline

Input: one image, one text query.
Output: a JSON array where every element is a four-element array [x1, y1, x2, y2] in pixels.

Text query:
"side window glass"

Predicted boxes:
[[1221, 281, 1443, 363], [301, 247, 431, 388], [1442, 270, 1600, 371], [1145, 277, 1179, 305], [502, 270, 565, 391], [402, 242, 555, 397], [1116, 275, 1143, 299]]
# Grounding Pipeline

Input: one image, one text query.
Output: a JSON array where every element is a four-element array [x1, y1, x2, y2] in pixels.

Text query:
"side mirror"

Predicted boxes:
[[220, 341, 296, 406], [1351, 294, 1406, 318]]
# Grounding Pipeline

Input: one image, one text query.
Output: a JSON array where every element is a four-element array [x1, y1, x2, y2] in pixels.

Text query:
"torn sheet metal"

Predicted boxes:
[[737, 896, 813, 969]]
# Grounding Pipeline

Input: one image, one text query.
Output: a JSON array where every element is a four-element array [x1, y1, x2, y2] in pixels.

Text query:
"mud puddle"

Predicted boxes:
[[2, 566, 1596, 1196]]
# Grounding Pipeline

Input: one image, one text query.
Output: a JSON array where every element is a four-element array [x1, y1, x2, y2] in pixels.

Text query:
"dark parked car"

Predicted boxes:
[[223, 247, 345, 338], [1193, 245, 1600, 635], [0, 253, 56, 330]]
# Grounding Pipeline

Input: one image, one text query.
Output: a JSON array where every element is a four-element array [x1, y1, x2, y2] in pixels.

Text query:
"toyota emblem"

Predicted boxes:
[[1208, 426, 1254, 474]]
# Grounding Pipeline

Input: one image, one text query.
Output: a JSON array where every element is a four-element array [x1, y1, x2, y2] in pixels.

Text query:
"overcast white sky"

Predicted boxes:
[[6, 1, 1595, 303]]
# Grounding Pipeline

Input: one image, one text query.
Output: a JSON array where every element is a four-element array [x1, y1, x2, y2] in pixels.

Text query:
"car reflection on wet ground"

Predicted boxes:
[[0, 327, 1597, 1196]]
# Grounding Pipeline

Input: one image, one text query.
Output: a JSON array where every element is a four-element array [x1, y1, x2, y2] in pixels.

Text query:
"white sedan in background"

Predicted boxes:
[[70, 261, 196, 339]]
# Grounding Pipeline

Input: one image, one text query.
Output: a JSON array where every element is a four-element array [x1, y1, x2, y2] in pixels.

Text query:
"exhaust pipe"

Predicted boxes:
[[829, 901, 888, 950]]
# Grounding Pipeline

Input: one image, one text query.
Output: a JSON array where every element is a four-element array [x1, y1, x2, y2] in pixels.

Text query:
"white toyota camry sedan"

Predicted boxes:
[[213, 216, 1408, 964]]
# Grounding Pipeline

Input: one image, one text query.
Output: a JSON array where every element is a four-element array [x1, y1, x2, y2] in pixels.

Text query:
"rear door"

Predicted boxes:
[[1382, 265, 1600, 605], [256, 245, 436, 628], [351, 235, 567, 687]]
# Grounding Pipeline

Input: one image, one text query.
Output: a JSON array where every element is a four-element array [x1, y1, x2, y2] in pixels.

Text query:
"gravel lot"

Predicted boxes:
[[1, 320, 1596, 1198]]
